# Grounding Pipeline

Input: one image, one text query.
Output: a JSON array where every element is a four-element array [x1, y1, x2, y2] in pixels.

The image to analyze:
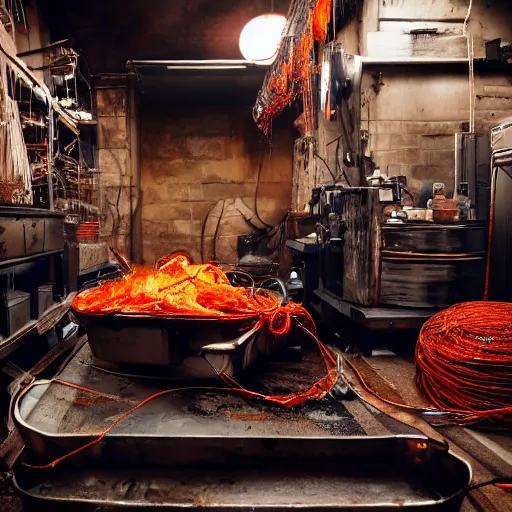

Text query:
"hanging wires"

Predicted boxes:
[[255, 152, 274, 229], [463, 0, 475, 133], [0, 58, 32, 202], [254, 0, 330, 136]]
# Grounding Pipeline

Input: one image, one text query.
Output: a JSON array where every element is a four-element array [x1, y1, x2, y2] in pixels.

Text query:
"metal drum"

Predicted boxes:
[[380, 222, 487, 308]]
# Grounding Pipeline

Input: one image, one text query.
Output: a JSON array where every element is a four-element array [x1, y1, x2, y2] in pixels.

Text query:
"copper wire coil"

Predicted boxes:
[[416, 301, 512, 425]]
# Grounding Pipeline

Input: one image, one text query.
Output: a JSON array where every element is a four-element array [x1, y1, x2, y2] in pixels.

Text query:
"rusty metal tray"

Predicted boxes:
[[13, 435, 471, 511], [14, 343, 363, 467], [13, 344, 472, 510]]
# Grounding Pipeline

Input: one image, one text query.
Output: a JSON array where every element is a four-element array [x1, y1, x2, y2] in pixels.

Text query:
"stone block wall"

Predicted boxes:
[[292, 0, 512, 205], [362, 68, 512, 197], [140, 103, 293, 265], [96, 87, 132, 256]]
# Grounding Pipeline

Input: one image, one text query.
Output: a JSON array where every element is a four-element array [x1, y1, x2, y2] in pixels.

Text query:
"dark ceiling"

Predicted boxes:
[[38, 0, 290, 74]]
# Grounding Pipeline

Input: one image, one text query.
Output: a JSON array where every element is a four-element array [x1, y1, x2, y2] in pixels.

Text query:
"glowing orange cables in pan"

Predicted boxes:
[[72, 252, 338, 400], [72, 253, 337, 388], [74, 252, 296, 323]]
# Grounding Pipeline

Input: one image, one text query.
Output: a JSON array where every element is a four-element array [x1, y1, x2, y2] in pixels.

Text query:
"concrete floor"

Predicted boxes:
[[356, 351, 512, 512]]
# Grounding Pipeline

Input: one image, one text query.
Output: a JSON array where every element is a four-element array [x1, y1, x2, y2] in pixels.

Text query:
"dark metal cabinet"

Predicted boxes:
[[23, 219, 45, 255], [380, 223, 487, 308], [0, 217, 25, 261], [44, 218, 65, 252], [0, 207, 65, 263], [340, 188, 381, 306]]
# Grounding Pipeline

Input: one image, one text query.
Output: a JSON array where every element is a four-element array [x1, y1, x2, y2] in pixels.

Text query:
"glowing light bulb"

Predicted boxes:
[[239, 14, 287, 64]]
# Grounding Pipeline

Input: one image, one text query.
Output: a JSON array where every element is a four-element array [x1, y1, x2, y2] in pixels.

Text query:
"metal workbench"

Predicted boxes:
[[286, 238, 439, 331], [11, 342, 472, 510], [0, 206, 67, 359]]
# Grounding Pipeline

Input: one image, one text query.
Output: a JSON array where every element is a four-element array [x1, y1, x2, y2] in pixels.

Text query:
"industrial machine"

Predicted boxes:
[[288, 171, 490, 335]]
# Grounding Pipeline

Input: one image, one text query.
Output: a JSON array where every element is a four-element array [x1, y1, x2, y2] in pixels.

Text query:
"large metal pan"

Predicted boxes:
[[71, 307, 262, 368]]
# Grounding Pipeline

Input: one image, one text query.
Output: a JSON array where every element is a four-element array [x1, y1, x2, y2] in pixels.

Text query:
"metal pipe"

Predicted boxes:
[[47, 102, 54, 210], [493, 148, 512, 165], [128, 59, 268, 67], [166, 65, 247, 70], [361, 57, 469, 66], [16, 39, 69, 58], [454, 133, 461, 196]]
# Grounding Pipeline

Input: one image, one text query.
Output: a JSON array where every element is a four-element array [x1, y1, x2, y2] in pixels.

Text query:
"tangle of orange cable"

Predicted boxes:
[[254, 0, 331, 136], [73, 253, 270, 319], [313, 0, 332, 41], [416, 301, 512, 425], [21, 253, 341, 469], [72, 252, 338, 405]]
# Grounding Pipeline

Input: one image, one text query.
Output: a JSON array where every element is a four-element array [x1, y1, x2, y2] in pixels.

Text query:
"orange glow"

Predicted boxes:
[[23, 252, 343, 471], [255, 0, 331, 136], [72, 252, 340, 407], [312, 0, 331, 42], [72, 253, 280, 319]]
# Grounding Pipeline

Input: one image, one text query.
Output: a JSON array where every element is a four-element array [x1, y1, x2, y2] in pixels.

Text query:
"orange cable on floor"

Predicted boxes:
[[25, 253, 339, 469]]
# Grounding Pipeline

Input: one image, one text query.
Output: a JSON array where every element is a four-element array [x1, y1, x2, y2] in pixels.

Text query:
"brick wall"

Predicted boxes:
[[362, 68, 512, 197], [291, 0, 512, 205], [361, 68, 467, 196], [140, 104, 293, 265], [96, 87, 132, 256]]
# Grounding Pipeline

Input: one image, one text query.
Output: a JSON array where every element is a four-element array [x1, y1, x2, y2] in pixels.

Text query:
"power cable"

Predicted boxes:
[[463, 0, 475, 133], [314, 152, 337, 182], [255, 154, 274, 230]]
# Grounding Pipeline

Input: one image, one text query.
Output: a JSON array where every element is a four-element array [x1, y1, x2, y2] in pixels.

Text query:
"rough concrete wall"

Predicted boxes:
[[97, 87, 132, 256], [361, 68, 512, 197], [302, 0, 512, 200], [475, 73, 512, 132], [140, 105, 293, 265], [364, 0, 512, 59], [362, 68, 466, 196]]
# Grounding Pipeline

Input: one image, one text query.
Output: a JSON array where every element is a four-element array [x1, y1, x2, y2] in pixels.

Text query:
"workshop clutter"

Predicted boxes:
[[71, 250, 338, 403]]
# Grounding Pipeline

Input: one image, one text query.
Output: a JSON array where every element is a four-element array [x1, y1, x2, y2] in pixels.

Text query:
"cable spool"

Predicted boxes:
[[416, 301, 512, 425]]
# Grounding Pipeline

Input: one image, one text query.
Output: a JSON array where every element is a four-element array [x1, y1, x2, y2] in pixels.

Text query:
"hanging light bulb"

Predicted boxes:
[[239, 13, 287, 64]]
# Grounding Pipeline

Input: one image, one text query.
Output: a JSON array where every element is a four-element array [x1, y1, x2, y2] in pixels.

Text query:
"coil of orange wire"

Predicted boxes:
[[416, 301, 512, 425]]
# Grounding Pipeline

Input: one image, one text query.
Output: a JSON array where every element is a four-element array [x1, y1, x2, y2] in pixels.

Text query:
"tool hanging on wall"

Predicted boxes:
[[321, 41, 357, 174], [328, 43, 352, 119]]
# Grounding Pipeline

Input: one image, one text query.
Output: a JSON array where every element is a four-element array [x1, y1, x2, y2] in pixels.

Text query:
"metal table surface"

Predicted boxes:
[[17, 343, 366, 443], [13, 343, 472, 511], [315, 288, 439, 330], [286, 238, 319, 255]]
